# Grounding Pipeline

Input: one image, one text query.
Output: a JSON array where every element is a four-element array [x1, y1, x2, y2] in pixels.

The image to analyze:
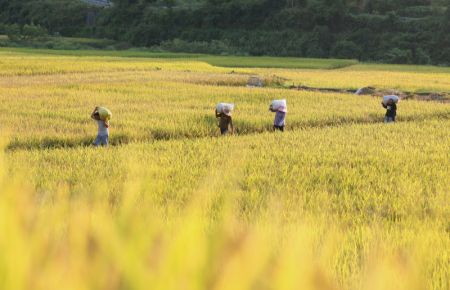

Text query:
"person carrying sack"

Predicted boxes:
[[91, 106, 111, 146], [381, 96, 398, 123], [215, 103, 234, 135], [270, 100, 287, 132]]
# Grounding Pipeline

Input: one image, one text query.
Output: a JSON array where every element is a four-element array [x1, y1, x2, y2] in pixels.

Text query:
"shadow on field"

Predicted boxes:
[[6, 134, 134, 151], [5, 112, 449, 152]]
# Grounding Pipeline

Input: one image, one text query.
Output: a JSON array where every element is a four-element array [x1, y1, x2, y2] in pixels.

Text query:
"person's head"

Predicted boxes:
[[387, 99, 394, 105], [93, 112, 101, 120], [223, 108, 231, 116]]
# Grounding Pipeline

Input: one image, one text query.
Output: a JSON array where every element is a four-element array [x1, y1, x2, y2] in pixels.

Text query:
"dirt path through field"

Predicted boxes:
[[288, 85, 450, 103]]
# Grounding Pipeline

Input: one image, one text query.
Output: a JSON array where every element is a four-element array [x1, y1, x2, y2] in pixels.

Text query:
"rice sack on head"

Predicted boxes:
[[216, 103, 235, 116], [97, 107, 112, 121], [271, 99, 287, 112], [382, 95, 399, 105]]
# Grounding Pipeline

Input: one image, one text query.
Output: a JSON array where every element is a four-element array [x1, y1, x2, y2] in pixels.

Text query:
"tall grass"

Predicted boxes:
[[0, 49, 449, 290], [3, 120, 450, 290], [1, 62, 448, 149]]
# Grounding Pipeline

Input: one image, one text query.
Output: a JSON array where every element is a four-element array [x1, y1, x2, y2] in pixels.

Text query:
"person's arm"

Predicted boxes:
[[229, 118, 234, 134], [215, 109, 220, 118], [381, 103, 387, 109], [91, 107, 99, 120], [104, 120, 110, 128]]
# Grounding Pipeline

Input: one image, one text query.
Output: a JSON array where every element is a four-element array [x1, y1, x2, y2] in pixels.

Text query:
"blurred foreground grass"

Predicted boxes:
[[3, 120, 449, 290]]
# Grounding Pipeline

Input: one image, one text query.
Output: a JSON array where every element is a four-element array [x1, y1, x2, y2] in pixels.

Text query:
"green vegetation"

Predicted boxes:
[[345, 63, 450, 74], [199, 56, 358, 69], [0, 0, 449, 65], [0, 47, 203, 59], [0, 47, 358, 70]]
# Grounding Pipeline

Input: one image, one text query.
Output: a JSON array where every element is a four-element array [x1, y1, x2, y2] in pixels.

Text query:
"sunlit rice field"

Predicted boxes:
[[255, 64, 450, 93], [0, 49, 449, 290]]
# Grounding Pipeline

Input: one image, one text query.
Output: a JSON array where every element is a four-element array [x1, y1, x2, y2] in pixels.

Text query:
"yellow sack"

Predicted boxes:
[[97, 107, 112, 121]]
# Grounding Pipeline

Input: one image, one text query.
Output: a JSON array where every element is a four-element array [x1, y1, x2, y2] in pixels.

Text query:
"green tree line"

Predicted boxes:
[[0, 0, 449, 65]]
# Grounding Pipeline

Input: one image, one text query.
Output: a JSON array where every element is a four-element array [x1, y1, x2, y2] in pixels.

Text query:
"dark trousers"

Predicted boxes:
[[220, 128, 229, 135], [384, 116, 396, 123], [273, 125, 284, 132]]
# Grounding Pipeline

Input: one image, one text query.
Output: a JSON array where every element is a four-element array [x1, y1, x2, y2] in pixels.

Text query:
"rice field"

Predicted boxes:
[[0, 49, 449, 290]]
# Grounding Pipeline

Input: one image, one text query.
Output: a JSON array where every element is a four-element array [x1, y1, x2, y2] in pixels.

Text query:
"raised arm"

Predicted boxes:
[[91, 107, 99, 119], [215, 109, 221, 118]]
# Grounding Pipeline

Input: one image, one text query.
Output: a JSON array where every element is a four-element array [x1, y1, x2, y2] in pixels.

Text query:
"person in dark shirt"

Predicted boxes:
[[215, 108, 234, 135], [382, 99, 397, 123]]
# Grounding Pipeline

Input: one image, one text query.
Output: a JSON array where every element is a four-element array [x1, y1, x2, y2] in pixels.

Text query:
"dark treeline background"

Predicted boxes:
[[0, 0, 449, 65]]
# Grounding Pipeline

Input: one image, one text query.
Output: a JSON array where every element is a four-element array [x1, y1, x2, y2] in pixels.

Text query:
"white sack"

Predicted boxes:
[[216, 103, 235, 114], [382, 95, 399, 105], [271, 99, 287, 112]]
